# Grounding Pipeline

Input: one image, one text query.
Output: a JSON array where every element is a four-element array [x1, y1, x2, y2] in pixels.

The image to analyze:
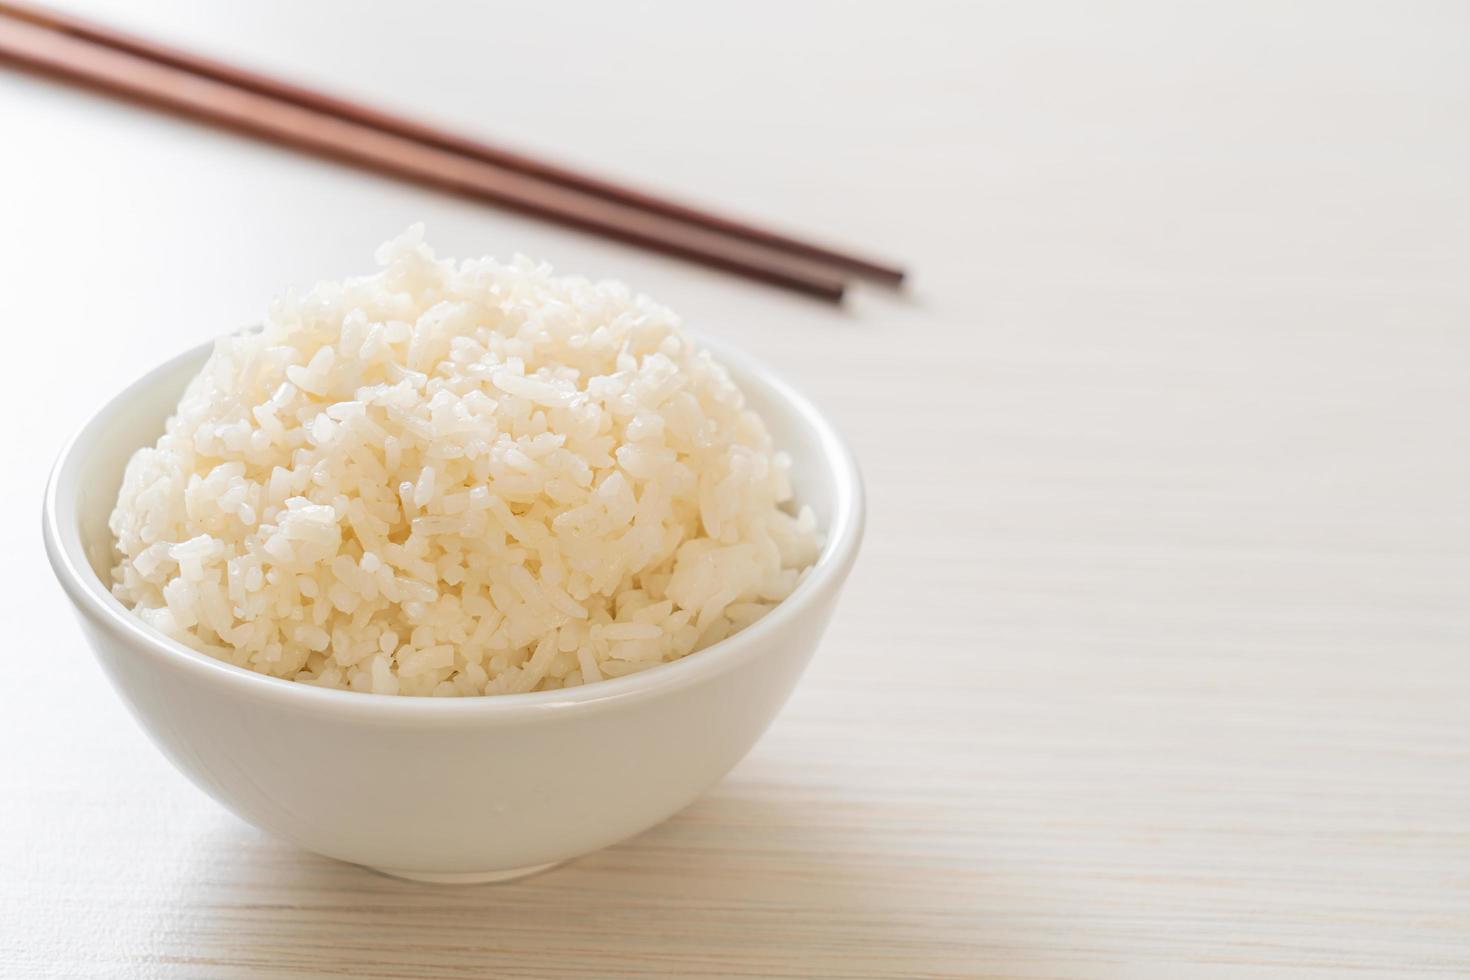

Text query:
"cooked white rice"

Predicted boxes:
[[109, 228, 822, 696]]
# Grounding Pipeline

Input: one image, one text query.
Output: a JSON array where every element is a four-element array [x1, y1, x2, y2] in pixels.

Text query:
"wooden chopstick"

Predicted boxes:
[[0, 11, 849, 301], [0, 0, 905, 288], [0, 3, 906, 295]]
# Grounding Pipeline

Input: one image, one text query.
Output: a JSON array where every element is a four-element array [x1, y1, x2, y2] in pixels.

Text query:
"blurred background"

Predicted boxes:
[[4, 1, 1468, 976]]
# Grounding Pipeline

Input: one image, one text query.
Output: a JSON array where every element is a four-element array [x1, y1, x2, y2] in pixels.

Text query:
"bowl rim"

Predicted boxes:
[[42, 332, 864, 722]]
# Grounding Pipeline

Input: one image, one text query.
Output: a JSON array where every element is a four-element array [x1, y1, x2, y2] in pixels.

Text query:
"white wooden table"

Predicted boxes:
[[4, 2, 1468, 976]]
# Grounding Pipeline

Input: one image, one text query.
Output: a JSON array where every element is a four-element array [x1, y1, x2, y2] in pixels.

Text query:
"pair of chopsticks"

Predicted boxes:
[[0, 2, 904, 301]]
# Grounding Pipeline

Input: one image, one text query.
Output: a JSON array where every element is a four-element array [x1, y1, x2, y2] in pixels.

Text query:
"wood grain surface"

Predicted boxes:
[[3, 2, 1467, 977]]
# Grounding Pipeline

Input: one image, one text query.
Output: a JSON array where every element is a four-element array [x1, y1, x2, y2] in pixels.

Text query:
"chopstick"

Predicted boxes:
[[0, 12, 846, 301], [0, 5, 905, 300], [0, 1, 905, 289]]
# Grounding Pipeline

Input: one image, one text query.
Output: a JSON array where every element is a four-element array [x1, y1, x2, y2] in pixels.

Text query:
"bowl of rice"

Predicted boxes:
[[43, 230, 863, 882]]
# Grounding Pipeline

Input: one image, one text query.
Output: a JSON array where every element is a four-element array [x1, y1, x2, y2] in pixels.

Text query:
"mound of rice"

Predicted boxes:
[[109, 228, 822, 696]]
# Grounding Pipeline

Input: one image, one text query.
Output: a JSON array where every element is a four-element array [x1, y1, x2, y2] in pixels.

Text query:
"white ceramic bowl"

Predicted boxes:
[[43, 335, 863, 883]]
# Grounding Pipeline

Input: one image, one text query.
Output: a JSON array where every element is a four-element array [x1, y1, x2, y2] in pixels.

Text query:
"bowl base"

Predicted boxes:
[[368, 860, 564, 884]]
